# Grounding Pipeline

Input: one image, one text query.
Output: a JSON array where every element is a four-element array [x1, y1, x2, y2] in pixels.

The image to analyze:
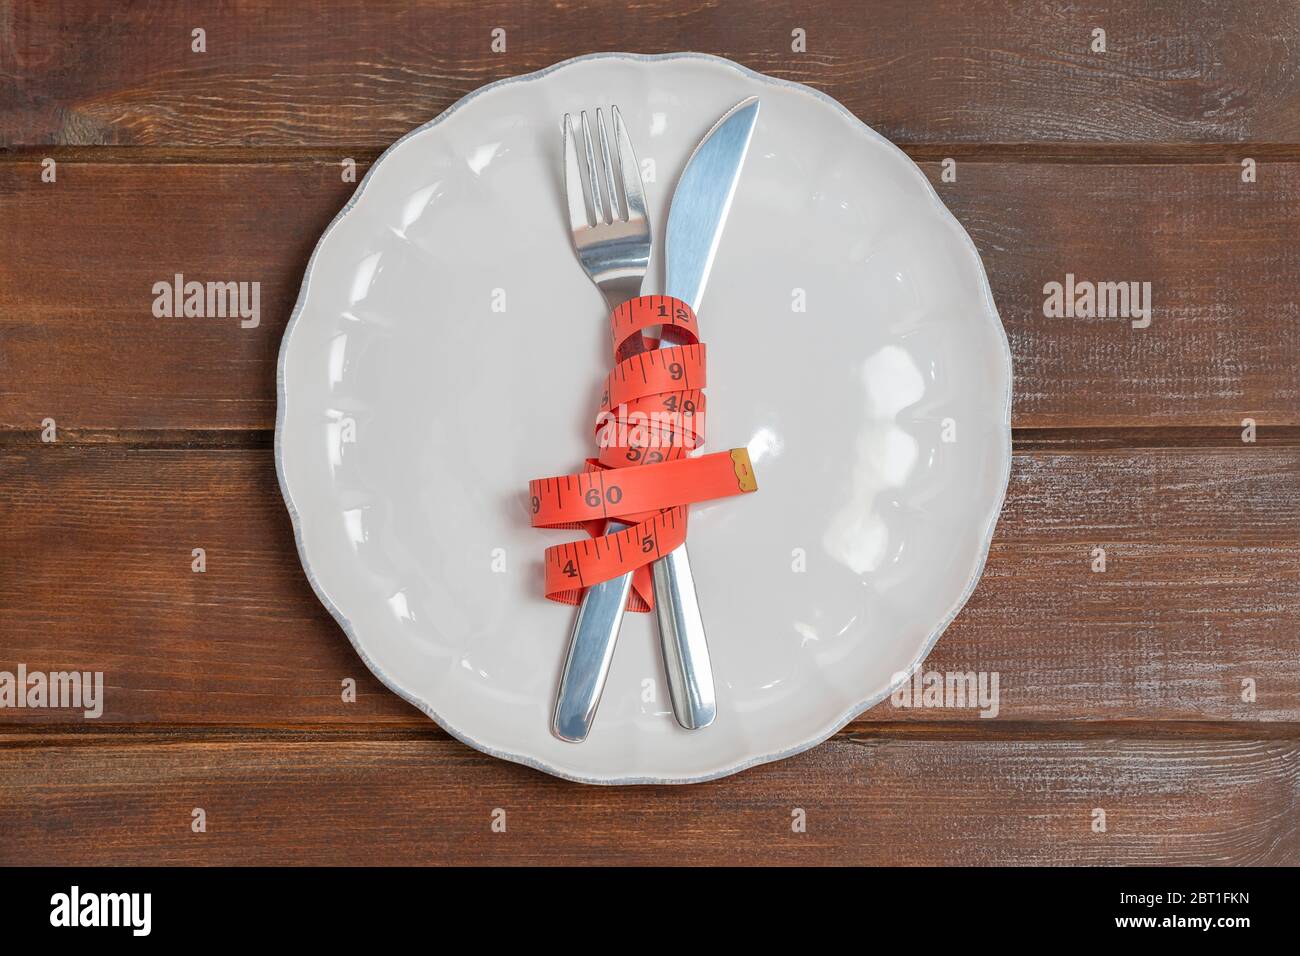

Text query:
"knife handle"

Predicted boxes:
[[652, 540, 716, 730], [553, 528, 716, 739]]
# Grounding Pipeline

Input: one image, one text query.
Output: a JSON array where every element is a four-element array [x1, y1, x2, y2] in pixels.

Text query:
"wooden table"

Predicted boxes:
[[2, 1, 1297, 866]]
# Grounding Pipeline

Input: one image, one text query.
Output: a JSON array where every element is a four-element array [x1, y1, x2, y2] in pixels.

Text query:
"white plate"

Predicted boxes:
[[276, 53, 1012, 784]]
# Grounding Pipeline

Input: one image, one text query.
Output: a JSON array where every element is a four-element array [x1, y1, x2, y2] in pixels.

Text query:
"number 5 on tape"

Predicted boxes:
[[530, 448, 757, 604]]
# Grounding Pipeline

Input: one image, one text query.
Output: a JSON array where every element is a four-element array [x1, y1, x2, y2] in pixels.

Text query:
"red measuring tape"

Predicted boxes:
[[529, 295, 758, 611]]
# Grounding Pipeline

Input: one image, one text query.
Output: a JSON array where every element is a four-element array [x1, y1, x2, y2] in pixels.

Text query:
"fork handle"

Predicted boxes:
[[552, 563, 633, 742], [553, 526, 715, 741]]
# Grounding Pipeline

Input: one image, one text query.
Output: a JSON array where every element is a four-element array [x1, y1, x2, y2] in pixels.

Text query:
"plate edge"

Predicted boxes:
[[273, 50, 1016, 787]]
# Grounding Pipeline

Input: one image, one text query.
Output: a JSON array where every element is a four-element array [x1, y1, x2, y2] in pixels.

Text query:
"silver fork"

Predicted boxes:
[[552, 106, 714, 742]]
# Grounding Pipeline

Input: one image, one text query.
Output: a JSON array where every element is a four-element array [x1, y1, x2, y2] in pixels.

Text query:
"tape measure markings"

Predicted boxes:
[[529, 295, 758, 610]]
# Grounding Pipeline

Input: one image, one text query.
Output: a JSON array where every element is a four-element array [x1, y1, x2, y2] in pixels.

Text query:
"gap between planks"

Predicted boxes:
[[0, 427, 1296, 451], [1, 143, 1298, 166], [1, 720, 1297, 750]]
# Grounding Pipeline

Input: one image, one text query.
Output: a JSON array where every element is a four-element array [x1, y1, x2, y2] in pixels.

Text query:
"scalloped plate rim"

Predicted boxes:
[[274, 51, 1013, 785]]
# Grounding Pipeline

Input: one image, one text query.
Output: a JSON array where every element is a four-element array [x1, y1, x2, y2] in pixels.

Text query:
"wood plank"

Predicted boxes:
[[0, 161, 354, 431], [946, 161, 1300, 427], [0, 735, 1294, 864], [4, 1, 1300, 149], [1, 445, 1296, 726], [2, 160, 1297, 430]]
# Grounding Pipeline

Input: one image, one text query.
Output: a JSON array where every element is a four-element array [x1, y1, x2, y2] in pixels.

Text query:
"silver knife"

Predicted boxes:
[[551, 97, 761, 742], [653, 96, 761, 731]]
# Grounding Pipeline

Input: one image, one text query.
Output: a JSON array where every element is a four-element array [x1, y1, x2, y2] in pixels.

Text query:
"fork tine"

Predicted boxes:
[[579, 111, 605, 224], [562, 113, 589, 230], [595, 108, 621, 222], [612, 106, 646, 222]]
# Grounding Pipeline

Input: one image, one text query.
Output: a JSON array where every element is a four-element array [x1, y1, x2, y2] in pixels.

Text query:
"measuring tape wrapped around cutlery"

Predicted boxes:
[[540, 95, 762, 743], [528, 294, 758, 611]]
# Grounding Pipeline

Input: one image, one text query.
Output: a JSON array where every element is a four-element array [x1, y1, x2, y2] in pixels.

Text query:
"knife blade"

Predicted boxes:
[[653, 95, 761, 731], [665, 96, 761, 311], [552, 97, 760, 743]]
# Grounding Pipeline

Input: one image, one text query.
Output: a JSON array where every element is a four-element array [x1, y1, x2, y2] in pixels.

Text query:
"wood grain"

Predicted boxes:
[[2, 160, 1297, 431], [0, 161, 354, 431], [2, 444, 1295, 726], [0, 734, 1294, 864], [4, 0, 1300, 149], [3, 0, 1298, 866]]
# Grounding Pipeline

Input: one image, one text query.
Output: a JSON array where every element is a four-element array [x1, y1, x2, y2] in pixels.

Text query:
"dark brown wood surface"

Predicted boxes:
[[3, 161, 1298, 430], [2, 734, 1296, 865], [1, 1, 1297, 866], [2, 445, 1297, 725], [6, 0, 1300, 149]]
